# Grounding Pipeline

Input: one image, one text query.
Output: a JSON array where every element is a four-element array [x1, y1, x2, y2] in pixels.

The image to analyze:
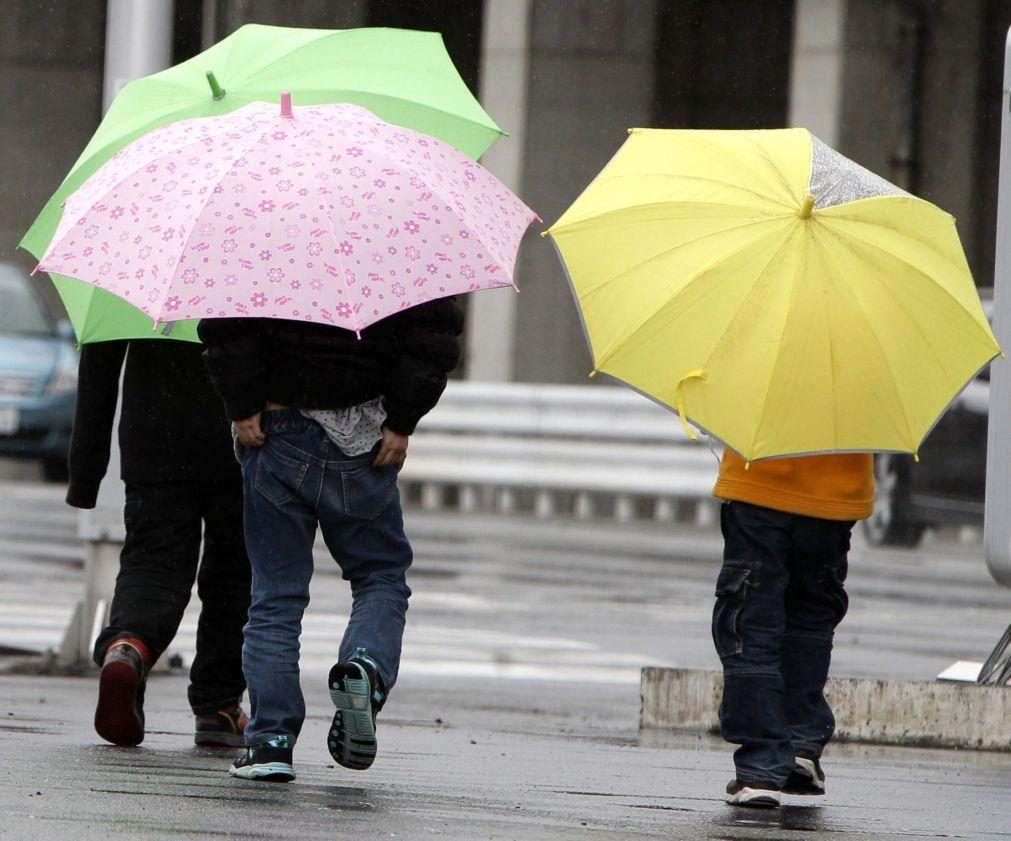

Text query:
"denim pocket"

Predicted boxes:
[[712, 564, 751, 658], [253, 439, 309, 507], [342, 462, 395, 519]]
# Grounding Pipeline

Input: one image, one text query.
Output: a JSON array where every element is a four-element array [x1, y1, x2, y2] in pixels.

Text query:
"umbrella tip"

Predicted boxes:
[[280, 91, 293, 118], [206, 71, 226, 100], [799, 194, 815, 219]]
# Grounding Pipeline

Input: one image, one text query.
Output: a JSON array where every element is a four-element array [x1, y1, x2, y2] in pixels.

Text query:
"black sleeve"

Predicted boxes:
[[380, 297, 463, 435], [65, 341, 127, 509], [197, 318, 270, 421]]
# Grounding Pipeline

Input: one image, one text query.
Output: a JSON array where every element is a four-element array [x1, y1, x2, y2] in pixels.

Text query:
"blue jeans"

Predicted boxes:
[[713, 501, 852, 786], [240, 410, 412, 746]]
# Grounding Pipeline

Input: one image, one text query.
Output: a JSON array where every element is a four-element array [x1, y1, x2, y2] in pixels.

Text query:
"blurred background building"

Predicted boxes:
[[2, 0, 1009, 384]]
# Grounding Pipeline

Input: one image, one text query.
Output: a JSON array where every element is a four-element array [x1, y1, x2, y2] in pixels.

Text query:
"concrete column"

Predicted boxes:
[[464, 0, 532, 382], [103, 0, 174, 111], [513, 0, 660, 384], [788, 0, 845, 145]]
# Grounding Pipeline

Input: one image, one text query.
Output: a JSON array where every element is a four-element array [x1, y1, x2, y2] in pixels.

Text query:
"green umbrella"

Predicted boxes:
[[21, 24, 503, 344]]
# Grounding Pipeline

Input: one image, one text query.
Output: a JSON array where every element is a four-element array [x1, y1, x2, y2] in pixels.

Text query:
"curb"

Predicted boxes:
[[640, 667, 1011, 751]]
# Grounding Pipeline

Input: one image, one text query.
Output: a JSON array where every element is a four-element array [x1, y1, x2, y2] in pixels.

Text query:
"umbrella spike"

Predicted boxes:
[[205, 71, 226, 100]]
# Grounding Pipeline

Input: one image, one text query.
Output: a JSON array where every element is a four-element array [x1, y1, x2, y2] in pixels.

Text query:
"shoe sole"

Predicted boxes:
[[783, 757, 826, 795], [726, 787, 781, 808], [194, 732, 246, 747], [328, 665, 376, 770], [229, 762, 295, 782], [94, 659, 144, 746]]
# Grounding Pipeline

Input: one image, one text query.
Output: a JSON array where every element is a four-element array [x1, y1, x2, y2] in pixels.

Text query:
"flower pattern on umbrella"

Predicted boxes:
[[41, 101, 537, 332]]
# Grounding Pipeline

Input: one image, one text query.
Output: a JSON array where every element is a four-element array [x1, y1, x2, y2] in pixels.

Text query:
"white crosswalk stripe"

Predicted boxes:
[[0, 480, 666, 684]]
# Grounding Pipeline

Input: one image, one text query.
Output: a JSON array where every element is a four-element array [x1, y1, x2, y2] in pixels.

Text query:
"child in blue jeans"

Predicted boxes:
[[712, 450, 874, 808], [199, 298, 462, 782]]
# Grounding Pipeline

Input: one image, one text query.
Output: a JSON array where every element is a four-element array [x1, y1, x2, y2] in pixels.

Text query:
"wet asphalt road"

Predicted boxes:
[[4, 670, 1011, 840], [1, 476, 1011, 838]]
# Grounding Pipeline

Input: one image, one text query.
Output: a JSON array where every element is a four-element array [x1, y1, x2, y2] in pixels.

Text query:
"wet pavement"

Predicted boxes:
[[2, 476, 1011, 837], [3, 671, 1011, 839]]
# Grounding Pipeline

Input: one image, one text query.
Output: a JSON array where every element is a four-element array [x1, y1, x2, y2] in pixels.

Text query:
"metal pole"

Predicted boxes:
[[983, 26, 1011, 588]]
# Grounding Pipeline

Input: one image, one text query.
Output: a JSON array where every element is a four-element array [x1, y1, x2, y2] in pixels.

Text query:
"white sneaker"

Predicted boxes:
[[725, 778, 781, 808]]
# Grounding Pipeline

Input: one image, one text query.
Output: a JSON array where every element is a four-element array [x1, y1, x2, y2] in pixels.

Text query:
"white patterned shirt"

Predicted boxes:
[[301, 397, 386, 456]]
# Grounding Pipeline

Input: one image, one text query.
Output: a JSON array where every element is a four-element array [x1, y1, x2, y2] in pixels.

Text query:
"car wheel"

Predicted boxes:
[[41, 457, 69, 483], [861, 454, 926, 548]]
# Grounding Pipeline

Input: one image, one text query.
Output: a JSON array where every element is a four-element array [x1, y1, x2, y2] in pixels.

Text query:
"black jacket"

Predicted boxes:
[[66, 340, 239, 509], [197, 297, 463, 435]]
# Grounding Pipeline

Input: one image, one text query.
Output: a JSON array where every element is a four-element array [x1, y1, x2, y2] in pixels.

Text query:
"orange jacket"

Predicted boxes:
[[713, 450, 875, 521]]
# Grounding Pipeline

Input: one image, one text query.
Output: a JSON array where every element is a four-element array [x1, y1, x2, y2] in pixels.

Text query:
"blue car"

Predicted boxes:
[[0, 262, 77, 480]]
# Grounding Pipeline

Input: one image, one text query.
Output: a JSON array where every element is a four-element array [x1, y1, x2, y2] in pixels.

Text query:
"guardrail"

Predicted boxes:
[[60, 379, 719, 667], [402, 381, 720, 524]]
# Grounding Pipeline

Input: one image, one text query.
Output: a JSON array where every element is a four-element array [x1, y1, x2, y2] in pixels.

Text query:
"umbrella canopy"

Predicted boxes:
[[544, 127, 1001, 462], [37, 97, 536, 334], [22, 24, 503, 343]]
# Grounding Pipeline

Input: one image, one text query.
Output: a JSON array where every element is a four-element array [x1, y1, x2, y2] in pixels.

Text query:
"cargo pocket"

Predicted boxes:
[[712, 563, 751, 658], [254, 440, 309, 507]]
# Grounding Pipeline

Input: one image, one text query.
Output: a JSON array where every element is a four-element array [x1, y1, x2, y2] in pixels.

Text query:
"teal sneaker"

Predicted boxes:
[[327, 650, 383, 771], [229, 736, 295, 782]]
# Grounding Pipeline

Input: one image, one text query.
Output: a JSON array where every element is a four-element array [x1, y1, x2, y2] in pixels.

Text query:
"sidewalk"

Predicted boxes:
[[3, 671, 1011, 840], [4, 480, 1011, 838]]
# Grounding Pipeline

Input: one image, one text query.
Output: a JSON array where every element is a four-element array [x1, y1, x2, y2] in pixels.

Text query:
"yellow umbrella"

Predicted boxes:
[[544, 127, 1001, 462]]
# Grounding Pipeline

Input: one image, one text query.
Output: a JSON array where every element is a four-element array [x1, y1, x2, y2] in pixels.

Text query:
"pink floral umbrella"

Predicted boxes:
[[38, 94, 538, 334]]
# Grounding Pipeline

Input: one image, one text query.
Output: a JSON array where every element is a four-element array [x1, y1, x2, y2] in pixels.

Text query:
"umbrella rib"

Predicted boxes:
[[592, 173, 797, 210], [150, 127, 272, 322], [736, 132, 806, 208], [390, 146, 525, 274], [685, 225, 802, 456], [304, 148, 360, 334], [809, 223, 918, 448], [816, 217, 991, 328], [592, 221, 794, 371], [681, 131, 801, 209], [581, 216, 787, 303], [238, 32, 502, 137], [554, 197, 790, 235], [748, 225, 822, 455]]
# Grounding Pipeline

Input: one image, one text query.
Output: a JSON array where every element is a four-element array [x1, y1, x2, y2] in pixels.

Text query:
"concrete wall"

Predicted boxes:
[[203, 0, 366, 42], [513, 0, 662, 384], [839, 0, 995, 283], [0, 1, 106, 293]]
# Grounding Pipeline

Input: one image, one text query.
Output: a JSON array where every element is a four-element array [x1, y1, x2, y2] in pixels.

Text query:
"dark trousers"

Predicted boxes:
[[713, 501, 852, 786], [92, 479, 251, 715]]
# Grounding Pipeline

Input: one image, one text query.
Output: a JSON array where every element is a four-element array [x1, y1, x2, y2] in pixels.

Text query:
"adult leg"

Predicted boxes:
[[92, 482, 202, 745], [241, 437, 321, 746], [782, 516, 852, 758], [189, 475, 251, 716], [713, 501, 795, 787], [93, 482, 202, 665]]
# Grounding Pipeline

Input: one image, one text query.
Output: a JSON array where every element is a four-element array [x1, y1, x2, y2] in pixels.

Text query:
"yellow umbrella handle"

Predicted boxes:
[[676, 370, 706, 440]]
